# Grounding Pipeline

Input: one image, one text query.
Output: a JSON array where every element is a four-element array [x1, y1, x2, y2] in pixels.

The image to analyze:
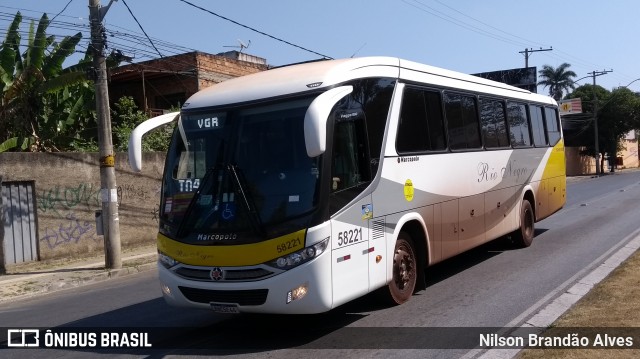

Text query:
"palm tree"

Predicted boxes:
[[0, 12, 87, 152], [538, 63, 577, 101]]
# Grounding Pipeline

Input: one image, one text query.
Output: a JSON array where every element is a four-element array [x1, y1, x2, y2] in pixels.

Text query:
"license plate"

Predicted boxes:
[[210, 303, 240, 314]]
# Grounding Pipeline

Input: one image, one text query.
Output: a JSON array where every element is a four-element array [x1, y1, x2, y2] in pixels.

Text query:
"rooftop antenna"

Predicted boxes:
[[350, 42, 367, 58], [224, 39, 251, 53]]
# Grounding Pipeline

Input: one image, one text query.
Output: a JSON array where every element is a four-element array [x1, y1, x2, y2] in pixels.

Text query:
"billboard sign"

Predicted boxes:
[[472, 67, 537, 93], [558, 98, 583, 115]]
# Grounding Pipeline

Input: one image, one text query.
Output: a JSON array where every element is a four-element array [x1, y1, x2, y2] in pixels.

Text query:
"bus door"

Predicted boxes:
[[328, 110, 375, 305], [330, 195, 372, 305]]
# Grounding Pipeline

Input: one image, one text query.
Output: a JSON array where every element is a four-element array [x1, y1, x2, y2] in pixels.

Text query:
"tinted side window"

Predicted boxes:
[[397, 88, 446, 153], [331, 116, 370, 192], [357, 78, 395, 171], [545, 107, 561, 145], [507, 102, 532, 147], [480, 99, 509, 148], [530, 105, 547, 146], [445, 92, 481, 150], [329, 78, 395, 215]]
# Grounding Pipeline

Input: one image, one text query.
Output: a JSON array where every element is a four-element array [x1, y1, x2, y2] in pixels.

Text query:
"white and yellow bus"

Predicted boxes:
[[129, 57, 565, 314]]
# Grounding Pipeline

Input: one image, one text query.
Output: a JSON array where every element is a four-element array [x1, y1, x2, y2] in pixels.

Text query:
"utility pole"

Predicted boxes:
[[588, 69, 613, 176], [519, 47, 553, 68], [89, 0, 121, 269]]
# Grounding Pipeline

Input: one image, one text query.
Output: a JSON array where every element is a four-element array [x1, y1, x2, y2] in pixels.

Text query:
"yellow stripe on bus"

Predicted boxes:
[[542, 139, 566, 179], [157, 229, 307, 267]]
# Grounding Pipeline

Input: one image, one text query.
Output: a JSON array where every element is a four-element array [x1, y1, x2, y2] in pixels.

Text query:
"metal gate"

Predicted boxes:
[[1, 180, 39, 265]]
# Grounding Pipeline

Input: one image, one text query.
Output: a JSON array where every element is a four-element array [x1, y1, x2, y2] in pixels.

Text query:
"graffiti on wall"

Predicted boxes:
[[117, 184, 151, 205], [38, 183, 100, 218], [40, 213, 99, 249], [36, 182, 161, 250], [38, 183, 158, 218]]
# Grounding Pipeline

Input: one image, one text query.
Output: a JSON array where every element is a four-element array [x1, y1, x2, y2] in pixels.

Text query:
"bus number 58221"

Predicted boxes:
[[337, 228, 363, 246]]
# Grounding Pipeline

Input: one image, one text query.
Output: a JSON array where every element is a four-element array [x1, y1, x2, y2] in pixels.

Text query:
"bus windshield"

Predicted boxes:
[[160, 96, 320, 242]]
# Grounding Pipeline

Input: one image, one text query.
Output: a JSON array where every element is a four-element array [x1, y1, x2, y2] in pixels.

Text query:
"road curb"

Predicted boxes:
[[472, 229, 640, 359], [0, 255, 157, 304]]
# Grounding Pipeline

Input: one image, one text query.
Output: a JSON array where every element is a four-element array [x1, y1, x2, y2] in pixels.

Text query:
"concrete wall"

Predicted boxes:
[[620, 138, 639, 169], [196, 52, 268, 90], [565, 147, 597, 176], [565, 139, 639, 176], [0, 152, 165, 260]]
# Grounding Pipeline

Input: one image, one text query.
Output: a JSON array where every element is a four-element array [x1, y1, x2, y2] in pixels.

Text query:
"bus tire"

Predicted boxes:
[[513, 199, 535, 247], [384, 232, 417, 305]]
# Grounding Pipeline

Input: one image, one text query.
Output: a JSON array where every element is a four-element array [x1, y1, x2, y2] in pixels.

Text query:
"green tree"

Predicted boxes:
[[538, 63, 577, 101], [111, 96, 173, 152], [566, 85, 640, 173], [0, 12, 88, 151]]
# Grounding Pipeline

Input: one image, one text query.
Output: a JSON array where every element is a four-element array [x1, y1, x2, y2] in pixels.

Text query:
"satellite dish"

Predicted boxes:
[[223, 39, 251, 52]]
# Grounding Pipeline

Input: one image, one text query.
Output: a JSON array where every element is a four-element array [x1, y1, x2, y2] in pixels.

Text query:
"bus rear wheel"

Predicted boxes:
[[385, 233, 417, 305], [513, 199, 534, 247]]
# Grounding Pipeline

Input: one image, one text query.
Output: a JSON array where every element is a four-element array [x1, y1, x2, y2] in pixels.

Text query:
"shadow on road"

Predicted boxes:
[[9, 229, 549, 356]]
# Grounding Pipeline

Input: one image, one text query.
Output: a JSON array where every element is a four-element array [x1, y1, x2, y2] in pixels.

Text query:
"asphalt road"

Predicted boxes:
[[1, 170, 639, 358]]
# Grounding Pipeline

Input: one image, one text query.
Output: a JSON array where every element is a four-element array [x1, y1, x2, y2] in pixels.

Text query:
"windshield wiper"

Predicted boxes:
[[227, 163, 265, 236]]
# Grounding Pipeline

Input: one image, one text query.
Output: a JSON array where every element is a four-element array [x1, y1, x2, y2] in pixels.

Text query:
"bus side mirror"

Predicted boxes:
[[303, 86, 353, 157], [128, 112, 180, 172]]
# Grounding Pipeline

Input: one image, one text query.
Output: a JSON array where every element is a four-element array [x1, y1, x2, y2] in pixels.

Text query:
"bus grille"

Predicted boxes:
[[178, 287, 269, 306], [174, 267, 274, 281]]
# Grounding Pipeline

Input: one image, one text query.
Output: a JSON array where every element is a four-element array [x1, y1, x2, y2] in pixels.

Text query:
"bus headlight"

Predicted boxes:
[[158, 251, 180, 269], [268, 238, 329, 270]]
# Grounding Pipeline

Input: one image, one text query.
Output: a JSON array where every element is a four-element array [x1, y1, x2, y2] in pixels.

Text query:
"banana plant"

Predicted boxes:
[[0, 12, 89, 152]]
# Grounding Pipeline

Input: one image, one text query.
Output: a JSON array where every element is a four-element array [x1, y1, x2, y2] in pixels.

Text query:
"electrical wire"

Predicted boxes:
[[176, 0, 332, 59], [120, 0, 163, 58], [51, 0, 73, 23], [404, 0, 637, 88]]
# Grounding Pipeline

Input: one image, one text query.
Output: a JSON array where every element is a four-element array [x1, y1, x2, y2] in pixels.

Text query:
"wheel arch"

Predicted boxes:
[[390, 213, 429, 291], [517, 185, 537, 221]]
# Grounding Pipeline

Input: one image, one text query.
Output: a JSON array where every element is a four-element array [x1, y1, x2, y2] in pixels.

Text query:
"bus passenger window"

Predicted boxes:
[[397, 88, 445, 153], [507, 102, 532, 147], [480, 99, 509, 148], [545, 107, 561, 145], [530, 105, 548, 146], [445, 93, 481, 150]]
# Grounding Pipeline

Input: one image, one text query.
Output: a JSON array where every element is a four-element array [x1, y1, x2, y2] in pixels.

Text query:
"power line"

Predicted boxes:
[[402, 0, 530, 48], [433, 0, 548, 49], [51, 0, 74, 23], [120, 0, 163, 58], [402, 0, 635, 88], [176, 0, 333, 59]]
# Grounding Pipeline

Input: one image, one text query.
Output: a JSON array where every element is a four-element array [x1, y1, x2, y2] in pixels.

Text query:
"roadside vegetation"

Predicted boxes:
[[538, 63, 640, 175], [0, 12, 170, 153]]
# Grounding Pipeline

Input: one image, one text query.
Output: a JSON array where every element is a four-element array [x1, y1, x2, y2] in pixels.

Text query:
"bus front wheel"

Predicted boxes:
[[385, 232, 417, 305], [513, 199, 535, 247]]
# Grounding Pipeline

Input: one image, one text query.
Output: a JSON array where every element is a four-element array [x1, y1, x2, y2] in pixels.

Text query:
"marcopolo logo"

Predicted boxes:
[[7, 329, 40, 347]]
